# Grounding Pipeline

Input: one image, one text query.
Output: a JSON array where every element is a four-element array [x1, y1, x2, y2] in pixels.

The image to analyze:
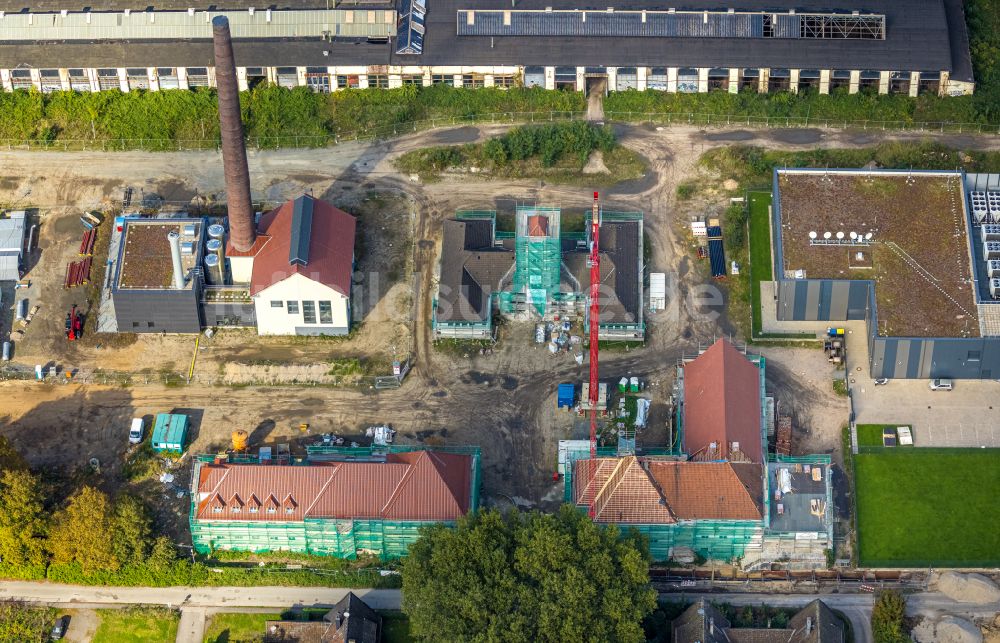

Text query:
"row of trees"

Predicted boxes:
[[0, 467, 175, 576], [0, 84, 586, 147]]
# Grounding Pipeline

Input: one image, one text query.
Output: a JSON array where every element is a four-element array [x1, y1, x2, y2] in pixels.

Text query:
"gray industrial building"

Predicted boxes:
[[0, 0, 976, 97], [771, 168, 1000, 379], [0, 211, 27, 281]]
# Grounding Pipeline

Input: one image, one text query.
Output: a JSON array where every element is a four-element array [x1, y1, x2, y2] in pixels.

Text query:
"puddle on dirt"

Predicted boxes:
[[500, 375, 518, 390], [467, 371, 494, 386], [431, 391, 447, 398]]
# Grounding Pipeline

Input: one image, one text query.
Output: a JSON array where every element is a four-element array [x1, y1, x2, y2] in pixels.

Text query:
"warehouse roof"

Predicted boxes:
[[683, 338, 763, 463], [195, 450, 473, 522], [250, 194, 356, 297], [0, 0, 972, 79], [573, 456, 763, 523]]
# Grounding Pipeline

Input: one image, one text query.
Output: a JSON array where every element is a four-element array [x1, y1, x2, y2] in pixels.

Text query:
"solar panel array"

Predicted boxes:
[[457, 9, 884, 40], [396, 0, 426, 54]]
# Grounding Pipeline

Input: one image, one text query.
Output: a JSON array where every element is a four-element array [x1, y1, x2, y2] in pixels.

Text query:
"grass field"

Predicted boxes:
[[203, 611, 279, 642], [854, 448, 1000, 567], [856, 424, 914, 448], [92, 607, 179, 643]]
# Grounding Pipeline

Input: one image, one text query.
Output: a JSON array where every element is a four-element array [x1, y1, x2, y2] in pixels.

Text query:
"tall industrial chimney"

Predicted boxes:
[[167, 231, 185, 289], [212, 15, 256, 253]]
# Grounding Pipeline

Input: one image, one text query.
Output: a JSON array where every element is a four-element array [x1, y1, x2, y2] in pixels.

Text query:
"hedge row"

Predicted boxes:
[[0, 84, 585, 147]]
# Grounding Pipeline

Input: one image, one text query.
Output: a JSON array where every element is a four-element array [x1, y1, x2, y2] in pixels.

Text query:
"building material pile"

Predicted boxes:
[[64, 257, 92, 288], [78, 228, 97, 256], [775, 416, 792, 456]]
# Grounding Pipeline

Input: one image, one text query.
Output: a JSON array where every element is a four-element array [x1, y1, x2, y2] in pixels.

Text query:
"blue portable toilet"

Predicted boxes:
[[557, 383, 575, 409]]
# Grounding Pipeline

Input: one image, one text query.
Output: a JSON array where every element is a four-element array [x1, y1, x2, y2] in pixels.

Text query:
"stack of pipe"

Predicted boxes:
[[63, 258, 93, 288], [78, 229, 97, 256]]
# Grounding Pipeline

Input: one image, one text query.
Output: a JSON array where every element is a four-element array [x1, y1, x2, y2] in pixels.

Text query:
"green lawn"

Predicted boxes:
[[203, 612, 279, 642], [747, 191, 773, 336], [93, 607, 179, 643], [855, 449, 1000, 567], [856, 424, 913, 448]]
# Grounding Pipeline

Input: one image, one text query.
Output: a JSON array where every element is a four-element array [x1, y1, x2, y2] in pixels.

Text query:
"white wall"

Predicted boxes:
[[253, 272, 350, 336]]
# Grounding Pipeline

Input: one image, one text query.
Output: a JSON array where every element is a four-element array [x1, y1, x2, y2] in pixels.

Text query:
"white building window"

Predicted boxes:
[[319, 301, 333, 324], [287, 301, 299, 314], [270, 300, 283, 308], [302, 301, 316, 324]]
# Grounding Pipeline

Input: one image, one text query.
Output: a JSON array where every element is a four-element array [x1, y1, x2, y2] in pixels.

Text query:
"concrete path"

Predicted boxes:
[[176, 607, 206, 643]]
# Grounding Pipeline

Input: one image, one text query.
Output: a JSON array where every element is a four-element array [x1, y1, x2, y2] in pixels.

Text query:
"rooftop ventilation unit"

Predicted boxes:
[[981, 224, 1000, 243], [990, 277, 1000, 300], [989, 191, 1000, 222], [984, 241, 1000, 259], [180, 241, 195, 255], [971, 191, 989, 224], [988, 259, 1000, 278], [182, 223, 197, 237]]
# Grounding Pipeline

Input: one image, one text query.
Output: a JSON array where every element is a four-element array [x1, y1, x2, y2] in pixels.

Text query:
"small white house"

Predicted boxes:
[[249, 195, 355, 336]]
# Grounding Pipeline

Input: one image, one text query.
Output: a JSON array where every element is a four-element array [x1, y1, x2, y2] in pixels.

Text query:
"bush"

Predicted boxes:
[[871, 590, 908, 643]]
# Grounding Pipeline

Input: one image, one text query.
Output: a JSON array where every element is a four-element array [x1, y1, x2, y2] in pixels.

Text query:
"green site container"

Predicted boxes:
[[151, 413, 189, 453]]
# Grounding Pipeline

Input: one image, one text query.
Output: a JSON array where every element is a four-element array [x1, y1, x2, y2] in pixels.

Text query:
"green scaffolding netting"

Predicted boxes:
[[501, 206, 562, 316]]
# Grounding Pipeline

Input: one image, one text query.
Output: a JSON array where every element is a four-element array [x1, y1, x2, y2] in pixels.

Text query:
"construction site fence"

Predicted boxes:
[[3, 111, 997, 154], [0, 365, 407, 388], [649, 567, 929, 586]]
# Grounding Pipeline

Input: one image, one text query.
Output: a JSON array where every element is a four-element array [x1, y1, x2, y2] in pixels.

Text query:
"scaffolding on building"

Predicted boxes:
[[501, 206, 562, 316], [189, 445, 481, 559]]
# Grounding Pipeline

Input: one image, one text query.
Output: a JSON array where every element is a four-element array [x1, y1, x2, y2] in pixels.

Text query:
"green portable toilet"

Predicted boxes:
[[151, 413, 189, 454]]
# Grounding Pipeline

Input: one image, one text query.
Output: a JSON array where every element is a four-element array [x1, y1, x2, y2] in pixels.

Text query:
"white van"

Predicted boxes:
[[929, 378, 953, 391], [128, 418, 145, 444]]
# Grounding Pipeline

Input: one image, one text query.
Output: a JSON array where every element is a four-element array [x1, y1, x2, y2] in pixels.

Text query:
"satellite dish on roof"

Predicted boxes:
[[823, 232, 832, 239], [865, 232, 873, 240], [849, 231, 857, 240], [836, 231, 845, 239], [809, 231, 817, 239]]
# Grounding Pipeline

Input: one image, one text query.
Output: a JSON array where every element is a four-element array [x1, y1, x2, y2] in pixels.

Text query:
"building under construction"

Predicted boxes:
[[189, 445, 480, 558], [564, 338, 834, 568], [433, 206, 644, 340]]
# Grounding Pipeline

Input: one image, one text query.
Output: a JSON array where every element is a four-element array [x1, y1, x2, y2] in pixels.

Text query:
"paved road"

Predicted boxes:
[[0, 581, 403, 610]]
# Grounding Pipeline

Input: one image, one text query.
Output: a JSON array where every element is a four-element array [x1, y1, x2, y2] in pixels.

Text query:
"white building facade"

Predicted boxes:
[[253, 272, 351, 336]]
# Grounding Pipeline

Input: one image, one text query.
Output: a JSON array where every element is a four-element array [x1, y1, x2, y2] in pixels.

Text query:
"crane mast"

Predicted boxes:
[[588, 192, 601, 461]]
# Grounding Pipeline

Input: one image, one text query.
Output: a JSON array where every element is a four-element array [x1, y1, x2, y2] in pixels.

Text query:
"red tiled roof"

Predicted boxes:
[[683, 339, 763, 463], [195, 451, 471, 522], [250, 195, 356, 297], [526, 215, 548, 237], [573, 457, 762, 523]]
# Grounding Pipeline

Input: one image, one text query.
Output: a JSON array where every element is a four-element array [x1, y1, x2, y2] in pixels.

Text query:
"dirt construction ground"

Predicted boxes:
[[1, 124, 998, 524]]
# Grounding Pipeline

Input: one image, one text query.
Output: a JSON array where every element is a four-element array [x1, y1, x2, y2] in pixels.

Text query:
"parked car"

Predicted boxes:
[[50, 616, 67, 640], [929, 378, 953, 391], [128, 417, 145, 444]]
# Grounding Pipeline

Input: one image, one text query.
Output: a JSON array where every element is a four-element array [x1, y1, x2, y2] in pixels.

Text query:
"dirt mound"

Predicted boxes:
[[582, 151, 610, 175], [914, 616, 983, 643], [936, 572, 1000, 604]]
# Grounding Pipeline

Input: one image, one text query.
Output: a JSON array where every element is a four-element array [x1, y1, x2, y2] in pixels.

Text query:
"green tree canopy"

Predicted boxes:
[[0, 435, 29, 471], [872, 590, 908, 643], [111, 494, 154, 567], [0, 469, 48, 567], [0, 599, 52, 642], [401, 505, 656, 643], [48, 486, 119, 574]]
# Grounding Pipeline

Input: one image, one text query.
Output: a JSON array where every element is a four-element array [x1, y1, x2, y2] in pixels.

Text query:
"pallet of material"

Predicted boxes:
[[63, 257, 93, 288], [775, 416, 792, 456], [78, 229, 97, 256]]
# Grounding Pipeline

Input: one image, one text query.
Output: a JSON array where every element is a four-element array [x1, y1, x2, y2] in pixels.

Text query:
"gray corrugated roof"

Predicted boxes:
[[288, 195, 313, 266], [436, 218, 513, 324], [0, 0, 389, 10], [0, 0, 970, 79]]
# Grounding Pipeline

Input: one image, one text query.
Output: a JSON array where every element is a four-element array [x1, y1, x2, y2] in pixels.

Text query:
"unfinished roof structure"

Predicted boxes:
[[682, 338, 764, 463], [250, 195, 356, 297], [264, 592, 381, 643], [435, 216, 513, 328], [672, 598, 845, 643], [195, 450, 471, 522], [573, 456, 763, 523]]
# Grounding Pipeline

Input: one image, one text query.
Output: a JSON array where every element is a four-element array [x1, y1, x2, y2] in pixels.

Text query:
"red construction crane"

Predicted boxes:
[[588, 192, 601, 460]]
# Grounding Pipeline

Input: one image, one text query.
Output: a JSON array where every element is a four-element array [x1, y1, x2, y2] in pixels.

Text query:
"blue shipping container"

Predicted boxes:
[[557, 383, 575, 408]]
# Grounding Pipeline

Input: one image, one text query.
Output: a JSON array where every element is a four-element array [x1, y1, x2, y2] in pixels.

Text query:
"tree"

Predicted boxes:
[[0, 435, 28, 471], [111, 494, 153, 567], [871, 590, 908, 643], [0, 469, 48, 567], [0, 600, 52, 642], [48, 486, 119, 574], [147, 536, 178, 573], [402, 505, 657, 643]]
